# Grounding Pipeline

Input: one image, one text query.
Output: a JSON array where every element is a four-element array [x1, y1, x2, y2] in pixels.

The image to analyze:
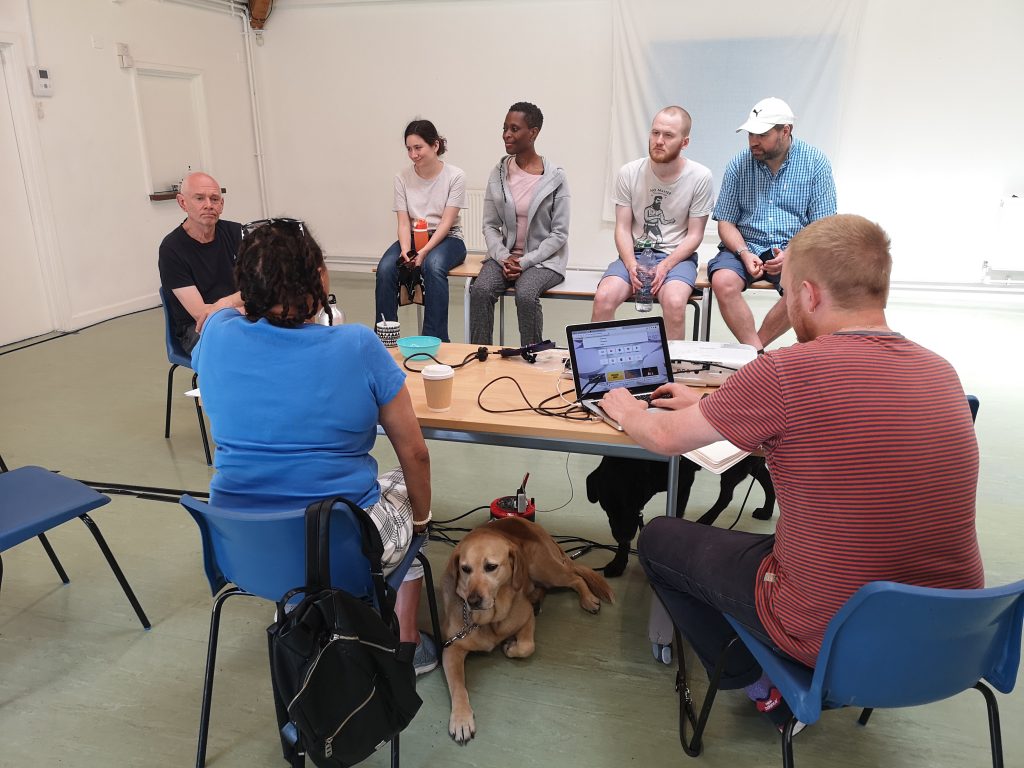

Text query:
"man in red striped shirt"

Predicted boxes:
[[601, 214, 983, 730]]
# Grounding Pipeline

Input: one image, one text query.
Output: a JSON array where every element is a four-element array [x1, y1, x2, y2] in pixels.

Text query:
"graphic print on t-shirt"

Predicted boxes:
[[642, 191, 676, 247]]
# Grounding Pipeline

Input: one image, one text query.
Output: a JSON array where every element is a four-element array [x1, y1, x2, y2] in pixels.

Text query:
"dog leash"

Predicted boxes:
[[443, 602, 479, 648]]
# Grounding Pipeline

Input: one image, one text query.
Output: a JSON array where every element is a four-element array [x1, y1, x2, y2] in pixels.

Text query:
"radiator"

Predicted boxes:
[[462, 189, 487, 253]]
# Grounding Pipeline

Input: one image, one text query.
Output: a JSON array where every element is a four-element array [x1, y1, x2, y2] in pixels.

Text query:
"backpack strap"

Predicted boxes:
[[302, 495, 391, 612]]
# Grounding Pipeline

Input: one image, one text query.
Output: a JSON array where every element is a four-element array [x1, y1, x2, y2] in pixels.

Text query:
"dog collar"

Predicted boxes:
[[443, 602, 479, 648]]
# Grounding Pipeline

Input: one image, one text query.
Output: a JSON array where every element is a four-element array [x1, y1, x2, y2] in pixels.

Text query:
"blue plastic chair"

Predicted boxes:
[[0, 465, 150, 629], [180, 494, 441, 768], [159, 287, 212, 466], [724, 580, 1023, 767]]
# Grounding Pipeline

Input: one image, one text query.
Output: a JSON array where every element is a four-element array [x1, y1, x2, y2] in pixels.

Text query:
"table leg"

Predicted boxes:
[[463, 277, 473, 344], [649, 453, 681, 663], [499, 294, 505, 346], [699, 290, 712, 341]]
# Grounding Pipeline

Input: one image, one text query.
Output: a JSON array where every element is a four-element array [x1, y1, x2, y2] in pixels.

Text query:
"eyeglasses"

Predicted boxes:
[[241, 217, 305, 239]]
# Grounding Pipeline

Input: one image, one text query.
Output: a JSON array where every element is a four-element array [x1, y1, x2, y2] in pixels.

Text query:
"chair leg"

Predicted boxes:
[[196, 586, 248, 768], [166, 363, 179, 438], [690, 298, 700, 342], [37, 533, 70, 584], [78, 513, 151, 629], [974, 681, 1004, 768], [390, 730, 399, 768], [858, 707, 873, 726], [417, 552, 443, 654], [192, 372, 213, 466], [675, 629, 739, 757], [781, 717, 798, 768]]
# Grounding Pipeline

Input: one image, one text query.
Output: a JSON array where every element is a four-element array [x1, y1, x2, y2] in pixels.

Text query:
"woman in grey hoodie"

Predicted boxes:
[[469, 102, 570, 346]]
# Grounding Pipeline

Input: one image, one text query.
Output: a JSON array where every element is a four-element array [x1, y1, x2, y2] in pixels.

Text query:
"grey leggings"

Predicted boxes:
[[468, 259, 564, 346]]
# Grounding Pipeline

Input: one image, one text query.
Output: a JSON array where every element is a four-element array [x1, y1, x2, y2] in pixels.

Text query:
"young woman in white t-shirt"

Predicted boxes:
[[374, 119, 467, 342]]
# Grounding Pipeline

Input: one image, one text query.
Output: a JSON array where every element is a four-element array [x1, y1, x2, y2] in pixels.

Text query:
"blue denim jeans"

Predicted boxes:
[[374, 236, 467, 342]]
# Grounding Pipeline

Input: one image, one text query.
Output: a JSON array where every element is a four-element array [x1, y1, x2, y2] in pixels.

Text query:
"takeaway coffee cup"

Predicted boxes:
[[421, 364, 454, 412], [375, 320, 400, 347]]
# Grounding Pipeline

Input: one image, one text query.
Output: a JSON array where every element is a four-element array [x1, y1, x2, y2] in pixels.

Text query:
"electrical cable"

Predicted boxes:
[[726, 474, 758, 530], [536, 453, 575, 513], [0, 306, 157, 357], [402, 347, 489, 372], [476, 376, 591, 420]]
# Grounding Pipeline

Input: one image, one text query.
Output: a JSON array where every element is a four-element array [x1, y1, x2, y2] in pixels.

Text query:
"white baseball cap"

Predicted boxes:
[[736, 97, 796, 134]]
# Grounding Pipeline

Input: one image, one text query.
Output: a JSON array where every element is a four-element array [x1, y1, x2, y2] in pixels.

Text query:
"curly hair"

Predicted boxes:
[[508, 101, 543, 130], [235, 220, 331, 328]]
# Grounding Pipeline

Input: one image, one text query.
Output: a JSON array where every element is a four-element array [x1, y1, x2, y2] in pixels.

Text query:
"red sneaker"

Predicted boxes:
[[755, 687, 806, 735]]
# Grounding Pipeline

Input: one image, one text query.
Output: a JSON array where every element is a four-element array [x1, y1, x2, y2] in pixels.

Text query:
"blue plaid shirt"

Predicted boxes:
[[713, 138, 836, 254]]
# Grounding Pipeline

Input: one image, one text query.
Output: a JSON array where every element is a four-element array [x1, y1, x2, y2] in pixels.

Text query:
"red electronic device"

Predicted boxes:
[[490, 473, 536, 522]]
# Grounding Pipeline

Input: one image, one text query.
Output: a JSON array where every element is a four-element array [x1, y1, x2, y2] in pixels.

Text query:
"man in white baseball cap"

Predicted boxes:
[[707, 97, 837, 350]]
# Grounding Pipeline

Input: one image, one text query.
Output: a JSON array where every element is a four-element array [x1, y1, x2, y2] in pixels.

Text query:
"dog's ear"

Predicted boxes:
[[509, 542, 530, 593], [443, 544, 461, 590]]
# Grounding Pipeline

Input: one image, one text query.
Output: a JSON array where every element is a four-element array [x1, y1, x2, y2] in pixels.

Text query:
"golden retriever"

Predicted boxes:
[[440, 516, 614, 745]]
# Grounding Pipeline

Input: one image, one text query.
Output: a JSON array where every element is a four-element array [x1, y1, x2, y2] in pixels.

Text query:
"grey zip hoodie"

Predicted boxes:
[[482, 155, 570, 275]]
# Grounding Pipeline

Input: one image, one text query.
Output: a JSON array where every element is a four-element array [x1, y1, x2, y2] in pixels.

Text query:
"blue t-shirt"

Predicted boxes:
[[192, 310, 406, 512]]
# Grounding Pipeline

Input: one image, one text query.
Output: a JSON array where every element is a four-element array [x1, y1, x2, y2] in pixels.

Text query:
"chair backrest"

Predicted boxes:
[[180, 494, 374, 603], [811, 580, 1024, 714], [158, 286, 192, 368]]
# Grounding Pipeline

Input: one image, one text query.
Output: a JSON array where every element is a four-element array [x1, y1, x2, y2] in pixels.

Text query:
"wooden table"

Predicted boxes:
[[390, 342, 703, 516]]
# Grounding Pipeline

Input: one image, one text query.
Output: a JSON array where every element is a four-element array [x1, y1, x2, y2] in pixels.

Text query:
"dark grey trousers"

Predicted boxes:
[[468, 259, 563, 346]]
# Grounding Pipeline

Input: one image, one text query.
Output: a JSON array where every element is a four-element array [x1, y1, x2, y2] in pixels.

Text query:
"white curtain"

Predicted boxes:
[[604, 0, 864, 221]]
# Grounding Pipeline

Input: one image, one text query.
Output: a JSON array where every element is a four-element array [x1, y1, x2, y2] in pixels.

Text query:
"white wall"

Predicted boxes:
[[2, 0, 1022, 342], [256, 0, 614, 268], [0, 0, 261, 332], [256, 0, 1024, 283]]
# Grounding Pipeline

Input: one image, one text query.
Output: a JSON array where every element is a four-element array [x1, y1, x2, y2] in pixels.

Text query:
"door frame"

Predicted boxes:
[[0, 30, 68, 332]]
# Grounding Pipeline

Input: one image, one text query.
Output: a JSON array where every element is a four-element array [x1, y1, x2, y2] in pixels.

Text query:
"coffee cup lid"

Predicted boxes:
[[421, 364, 454, 380], [376, 320, 400, 329]]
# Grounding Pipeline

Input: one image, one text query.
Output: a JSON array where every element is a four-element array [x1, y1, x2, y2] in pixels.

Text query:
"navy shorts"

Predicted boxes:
[[600, 251, 698, 289], [707, 248, 783, 295]]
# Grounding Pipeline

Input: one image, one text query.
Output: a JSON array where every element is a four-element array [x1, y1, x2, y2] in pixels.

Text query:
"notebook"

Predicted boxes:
[[565, 317, 674, 431]]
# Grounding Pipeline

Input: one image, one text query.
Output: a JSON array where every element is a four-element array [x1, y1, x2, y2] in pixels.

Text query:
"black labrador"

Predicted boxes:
[[585, 455, 775, 577]]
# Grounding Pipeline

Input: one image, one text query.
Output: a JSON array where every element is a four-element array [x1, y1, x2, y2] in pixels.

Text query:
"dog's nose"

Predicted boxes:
[[468, 593, 484, 610]]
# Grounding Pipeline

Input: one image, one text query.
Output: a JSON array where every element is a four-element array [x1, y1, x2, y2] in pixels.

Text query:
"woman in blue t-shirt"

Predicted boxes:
[[192, 218, 439, 675]]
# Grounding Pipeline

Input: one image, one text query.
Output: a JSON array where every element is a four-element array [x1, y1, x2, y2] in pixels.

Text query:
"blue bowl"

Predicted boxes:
[[396, 335, 441, 360]]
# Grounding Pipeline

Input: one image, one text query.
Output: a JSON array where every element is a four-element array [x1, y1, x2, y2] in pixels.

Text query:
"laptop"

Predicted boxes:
[[565, 316, 674, 431]]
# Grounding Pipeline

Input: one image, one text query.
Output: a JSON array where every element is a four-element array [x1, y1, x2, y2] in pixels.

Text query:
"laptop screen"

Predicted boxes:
[[566, 317, 674, 400]]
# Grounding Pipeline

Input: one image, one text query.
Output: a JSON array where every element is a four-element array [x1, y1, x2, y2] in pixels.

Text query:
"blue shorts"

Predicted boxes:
[[600, 251, 698, 289], [707, 248, 784, 295]]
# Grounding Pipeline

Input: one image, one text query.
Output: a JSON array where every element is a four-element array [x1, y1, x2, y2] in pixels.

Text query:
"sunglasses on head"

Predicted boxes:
[[241, 217, 306, 239]]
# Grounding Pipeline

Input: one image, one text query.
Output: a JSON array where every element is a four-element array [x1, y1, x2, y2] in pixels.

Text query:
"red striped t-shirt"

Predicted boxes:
[[700, 332, 983, 667]]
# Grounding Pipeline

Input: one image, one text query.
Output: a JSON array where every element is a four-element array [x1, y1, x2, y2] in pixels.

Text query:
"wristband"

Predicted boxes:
[[737, 247, 751, 256], [412, 510, 432, 526]]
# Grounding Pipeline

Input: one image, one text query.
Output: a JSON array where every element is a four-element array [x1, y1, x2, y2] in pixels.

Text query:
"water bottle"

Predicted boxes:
[[412, 218, 429, 253], [634, 239, 655, 312]]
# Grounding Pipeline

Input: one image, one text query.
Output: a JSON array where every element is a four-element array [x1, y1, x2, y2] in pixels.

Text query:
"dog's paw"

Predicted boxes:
[[580, 593, 602, 614], [449, 710, 476, 746], [751, 505, 774, 521], [501, 636, 518, 656], [602, 550, 629, 578]]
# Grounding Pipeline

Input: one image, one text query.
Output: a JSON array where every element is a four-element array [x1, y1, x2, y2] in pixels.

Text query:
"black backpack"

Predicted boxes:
[[266, 496, 422, 767]]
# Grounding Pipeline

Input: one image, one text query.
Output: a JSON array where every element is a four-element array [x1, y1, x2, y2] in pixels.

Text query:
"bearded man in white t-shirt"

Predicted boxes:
[[591, 107, 714, 340]]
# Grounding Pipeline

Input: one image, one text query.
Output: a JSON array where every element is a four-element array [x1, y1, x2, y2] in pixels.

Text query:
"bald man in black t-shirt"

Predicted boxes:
[[158, 172, 243, 353]]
